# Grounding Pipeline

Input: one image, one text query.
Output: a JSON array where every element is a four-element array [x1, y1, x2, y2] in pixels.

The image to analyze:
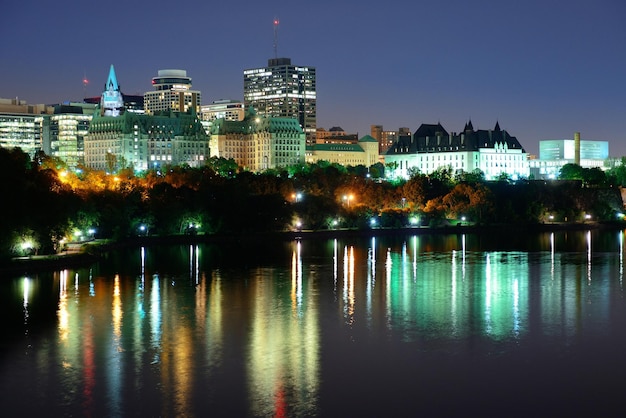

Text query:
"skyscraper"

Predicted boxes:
[[243, 58, 316, 145], [144, 69, 201, 115]]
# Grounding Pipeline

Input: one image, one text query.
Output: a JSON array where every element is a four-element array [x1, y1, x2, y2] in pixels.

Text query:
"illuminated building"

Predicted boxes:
[[529, 134, 609, 179], [370, 125, 410, 156], [244, 58, 316, 145], [305, 135, 379, 167], [385, 121, 529, 180], [209, 108, 305, 171], [0, 97, 52, 157], [144, 69, 201, 115], [200, 100, 244, 122], [85, 65, 209, 171], [49, 103, 96, 169]]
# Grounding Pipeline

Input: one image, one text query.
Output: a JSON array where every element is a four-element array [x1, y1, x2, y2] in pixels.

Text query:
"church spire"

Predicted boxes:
[[105, 64, 119, 92], [101, 64, 124, 117]]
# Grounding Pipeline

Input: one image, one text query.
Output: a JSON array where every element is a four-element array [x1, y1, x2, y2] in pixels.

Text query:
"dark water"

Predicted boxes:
[[2, 230, 626, 417]]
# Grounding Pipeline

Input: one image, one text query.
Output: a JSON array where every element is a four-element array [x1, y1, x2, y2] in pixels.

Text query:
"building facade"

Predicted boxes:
[[529, 135, 609, 179], [49, 104, 96, 169], [306, 135, 379, 167], [0, 98, 53, 158], [144, 69, 201, 115], [200, 100, 245, 122], [243, 58, 316, 145], [85, 66, 209, 172], [385, 121, 529, 180], [209, 109, 305, 172]]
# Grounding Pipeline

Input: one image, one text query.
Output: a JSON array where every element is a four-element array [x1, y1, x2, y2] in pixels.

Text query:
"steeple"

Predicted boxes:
[[494, 121, 501, 131], [105, 64, 119, 92], [100, 64, 124, 117], [464, 120, 474, 132]]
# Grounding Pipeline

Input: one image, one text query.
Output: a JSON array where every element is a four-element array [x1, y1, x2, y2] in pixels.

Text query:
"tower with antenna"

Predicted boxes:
[[273, 17, 279, 59]]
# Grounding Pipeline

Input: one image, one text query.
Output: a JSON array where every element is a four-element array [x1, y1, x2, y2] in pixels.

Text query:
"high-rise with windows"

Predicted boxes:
[[244, 58, 316, 145], [144, 69, 201, 115]]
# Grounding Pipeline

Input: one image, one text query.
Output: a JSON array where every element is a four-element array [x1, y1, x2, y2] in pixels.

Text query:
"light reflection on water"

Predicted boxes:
[[2, 230, 626, 416]]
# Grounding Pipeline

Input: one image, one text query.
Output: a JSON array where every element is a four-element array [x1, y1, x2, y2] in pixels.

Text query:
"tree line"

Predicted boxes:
[[1, 147, 625, 260]]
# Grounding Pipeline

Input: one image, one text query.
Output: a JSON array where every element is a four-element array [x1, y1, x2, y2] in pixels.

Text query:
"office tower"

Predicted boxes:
[[244, 58, 316, 145], [144, 69, 201, 115], [49, 103, 96, 169]]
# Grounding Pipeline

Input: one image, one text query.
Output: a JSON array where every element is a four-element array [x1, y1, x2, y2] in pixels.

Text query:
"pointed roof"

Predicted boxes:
[[358, 135, 378, 143], [464, 120, 474, 131], [105, 65, 119, 91], [494, 121, 501, 131]]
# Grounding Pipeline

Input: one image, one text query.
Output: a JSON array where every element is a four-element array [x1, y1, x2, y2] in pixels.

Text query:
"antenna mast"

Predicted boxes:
[[273, 17, 279, 58], [82, 70, 89, 100]]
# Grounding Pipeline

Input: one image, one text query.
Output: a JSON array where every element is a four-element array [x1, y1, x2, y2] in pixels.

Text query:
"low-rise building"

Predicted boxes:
[[209, 108, 305, 171], [385, 121, 528, 180], [306, 135, 379, 167], [529, 134, 609, 179]]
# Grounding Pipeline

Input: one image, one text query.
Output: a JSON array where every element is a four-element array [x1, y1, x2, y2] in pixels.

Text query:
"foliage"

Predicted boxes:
[[2, 148, 626, 259]]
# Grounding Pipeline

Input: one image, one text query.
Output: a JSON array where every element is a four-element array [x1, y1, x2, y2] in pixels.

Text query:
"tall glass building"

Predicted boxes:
[[244, 58, 316, 145]]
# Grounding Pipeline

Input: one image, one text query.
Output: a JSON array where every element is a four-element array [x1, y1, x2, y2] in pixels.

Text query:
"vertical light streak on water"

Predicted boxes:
[[412, 235, 418, 282], [189, 244, 194, 283], [297, 241, 303, 309], [342, 246, 348, 320], [461, 234, 466, 280], [366, 238, 375, 327], [343, 246, 355, 325], [135, 248, 147, 389], [333, 239, 338, 295], [74, 272, 79, 295], [150, 275, 162, 364], [550, 233, 555, 280], [206, 272, 223, 369], [89, 268, 95, 297], [451, 250, 457, 336], [140, 247, 145, 288], [587, 230, 592, 283], [23, 277, 30, 339], [513, 278, 520, 337], [108, 275, 123, 417], [618, 231, 624, 289], [195, 245, 200, 286], [401, 242, 409, 305], [58, 270, 69, 341], [385, 247, 392, 328], [485, 254, 492, 335], [291, 241, 303, 313]]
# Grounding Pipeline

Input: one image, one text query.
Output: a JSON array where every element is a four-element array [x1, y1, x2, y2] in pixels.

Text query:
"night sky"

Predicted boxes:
[[1, 0, 625, 156]]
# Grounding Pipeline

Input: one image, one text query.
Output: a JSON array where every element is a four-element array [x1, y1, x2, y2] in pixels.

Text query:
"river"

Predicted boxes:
[[1, 230, 626, 417]]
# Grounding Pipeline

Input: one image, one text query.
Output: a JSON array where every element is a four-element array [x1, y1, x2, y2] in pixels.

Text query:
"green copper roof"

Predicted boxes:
[[359, 135, 378, 143]]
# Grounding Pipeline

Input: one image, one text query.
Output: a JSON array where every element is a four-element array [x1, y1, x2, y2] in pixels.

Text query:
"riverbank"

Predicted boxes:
[[2, 221, 624, 275]]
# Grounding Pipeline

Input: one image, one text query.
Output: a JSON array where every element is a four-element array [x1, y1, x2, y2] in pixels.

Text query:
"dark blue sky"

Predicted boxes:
[[1, 0, 625, 156]]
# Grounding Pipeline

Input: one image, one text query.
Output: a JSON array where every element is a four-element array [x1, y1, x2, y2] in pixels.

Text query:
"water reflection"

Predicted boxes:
[[3, 229, 626, 416], [248, 240, 319, 417]]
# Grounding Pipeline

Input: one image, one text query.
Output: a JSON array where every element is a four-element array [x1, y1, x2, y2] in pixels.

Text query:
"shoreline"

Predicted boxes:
[[2, 221, 623, 275]]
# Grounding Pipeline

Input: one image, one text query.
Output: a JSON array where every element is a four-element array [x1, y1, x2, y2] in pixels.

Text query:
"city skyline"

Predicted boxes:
[[1, 0, 625, 156]]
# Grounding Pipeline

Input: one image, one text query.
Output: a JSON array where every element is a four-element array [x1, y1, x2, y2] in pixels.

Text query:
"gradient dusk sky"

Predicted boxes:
[[1, 0, 625, 156]]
